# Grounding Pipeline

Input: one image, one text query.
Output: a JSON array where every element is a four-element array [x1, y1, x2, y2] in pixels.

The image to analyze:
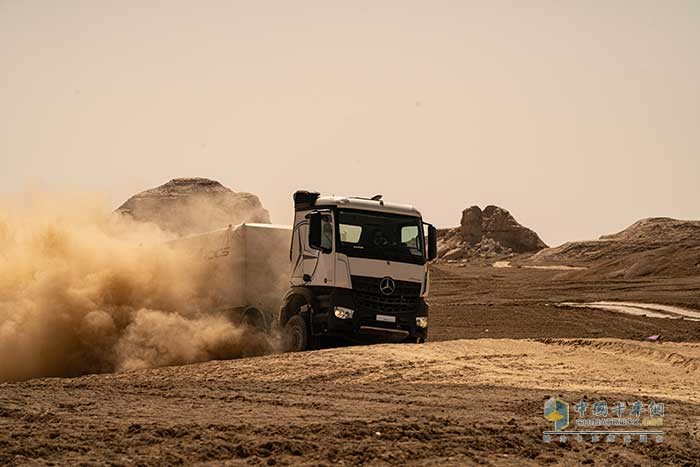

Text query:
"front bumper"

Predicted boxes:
[[318, 289, 428, 341]]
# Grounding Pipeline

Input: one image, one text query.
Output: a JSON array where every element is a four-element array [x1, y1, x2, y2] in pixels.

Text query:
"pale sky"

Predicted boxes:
[[2, 1, 699, 246]]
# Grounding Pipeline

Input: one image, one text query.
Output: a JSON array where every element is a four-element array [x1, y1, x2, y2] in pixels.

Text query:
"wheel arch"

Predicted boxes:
[[280, 287, 315, 326]]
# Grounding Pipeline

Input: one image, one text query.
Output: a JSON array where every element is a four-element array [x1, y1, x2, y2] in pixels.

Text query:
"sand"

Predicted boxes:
[[2, 264, 699, 465]]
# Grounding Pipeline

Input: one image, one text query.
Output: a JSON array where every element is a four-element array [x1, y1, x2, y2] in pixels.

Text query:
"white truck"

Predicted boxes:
[[174, 190, 437, 351]]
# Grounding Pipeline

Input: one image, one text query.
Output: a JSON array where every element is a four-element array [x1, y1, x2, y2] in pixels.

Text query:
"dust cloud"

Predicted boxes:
[[0, 193, 274, 382]]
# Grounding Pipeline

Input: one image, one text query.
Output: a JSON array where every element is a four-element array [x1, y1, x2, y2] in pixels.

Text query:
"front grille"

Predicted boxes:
[[351, 275, 421, 314]]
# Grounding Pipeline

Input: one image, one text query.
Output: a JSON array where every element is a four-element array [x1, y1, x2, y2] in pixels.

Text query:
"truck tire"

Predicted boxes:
[[283, 315, 308, 352]]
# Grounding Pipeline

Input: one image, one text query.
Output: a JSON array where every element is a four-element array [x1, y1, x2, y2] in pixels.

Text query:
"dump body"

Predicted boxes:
[[170, 223, 291, 321], [241, 223, 292, 316]]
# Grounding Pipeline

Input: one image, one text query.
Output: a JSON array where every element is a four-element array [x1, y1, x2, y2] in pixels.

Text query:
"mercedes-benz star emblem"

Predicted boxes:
[[379, 277, 396, 295]]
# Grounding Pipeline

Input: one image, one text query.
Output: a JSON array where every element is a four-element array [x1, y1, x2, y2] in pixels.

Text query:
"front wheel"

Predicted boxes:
[[283, 315, 309, 352]]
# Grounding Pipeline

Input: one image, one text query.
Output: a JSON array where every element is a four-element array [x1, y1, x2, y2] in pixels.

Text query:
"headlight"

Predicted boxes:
[[334, 306, 354, 320], [416, 316, 428, 328]]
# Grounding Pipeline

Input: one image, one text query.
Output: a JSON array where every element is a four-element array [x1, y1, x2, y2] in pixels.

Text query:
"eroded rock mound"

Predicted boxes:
[[465, 206, 546, 252], [116, 178, 270, 236], [526, 217, 700, 278], [437, 205, 547, 261]]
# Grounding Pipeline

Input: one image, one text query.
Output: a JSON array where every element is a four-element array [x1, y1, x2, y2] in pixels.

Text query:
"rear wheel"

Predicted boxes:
[[241, 307, 266, 332], [283, 315, 308, 352]]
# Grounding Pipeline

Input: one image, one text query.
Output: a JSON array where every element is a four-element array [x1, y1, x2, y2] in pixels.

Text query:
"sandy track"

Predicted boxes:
[[2, 338, 699, 466]]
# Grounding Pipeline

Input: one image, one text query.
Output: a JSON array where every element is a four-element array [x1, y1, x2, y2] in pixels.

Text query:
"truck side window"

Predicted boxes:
[[321, 215, 333, 251]]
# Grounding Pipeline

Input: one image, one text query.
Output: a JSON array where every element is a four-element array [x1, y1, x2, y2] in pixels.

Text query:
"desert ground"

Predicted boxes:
[[2, 264, 699, 466]]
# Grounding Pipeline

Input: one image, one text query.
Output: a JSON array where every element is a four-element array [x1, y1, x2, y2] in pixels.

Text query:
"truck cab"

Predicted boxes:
[[281, 191, 437, 351]]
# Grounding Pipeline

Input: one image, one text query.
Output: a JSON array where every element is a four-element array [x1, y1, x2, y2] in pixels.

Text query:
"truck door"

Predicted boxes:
[[290, 210, 335, 287], [306, 212, 335, 286]]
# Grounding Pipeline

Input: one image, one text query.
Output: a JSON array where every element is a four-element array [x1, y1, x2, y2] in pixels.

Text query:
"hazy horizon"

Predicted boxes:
[[2, 1, 699, 246]]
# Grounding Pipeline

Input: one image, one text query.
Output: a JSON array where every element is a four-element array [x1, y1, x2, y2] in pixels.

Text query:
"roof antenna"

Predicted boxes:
[[371, 194, 383, 201]]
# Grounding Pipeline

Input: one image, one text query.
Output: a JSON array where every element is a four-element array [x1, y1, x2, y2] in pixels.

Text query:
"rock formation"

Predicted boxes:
[[462, 205, 546, 252], [437, 205, 547, 261], [116, 178, 270, 236]]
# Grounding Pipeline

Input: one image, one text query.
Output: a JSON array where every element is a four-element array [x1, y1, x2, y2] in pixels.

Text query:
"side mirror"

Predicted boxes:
[[427, 224, 437, 261], [308, 212, 323, 250]]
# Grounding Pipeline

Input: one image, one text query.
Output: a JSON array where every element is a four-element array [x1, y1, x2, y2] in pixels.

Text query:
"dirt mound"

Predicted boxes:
[[116, 178, 270, 236], [601, 217, 700, 242], [437, 205, 547, 261], [570, 243, 700, 279], [525, 217, 700, 278]]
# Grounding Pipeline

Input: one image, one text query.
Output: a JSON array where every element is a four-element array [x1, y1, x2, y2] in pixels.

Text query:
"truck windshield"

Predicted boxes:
[[337, 210, 425, 264]]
